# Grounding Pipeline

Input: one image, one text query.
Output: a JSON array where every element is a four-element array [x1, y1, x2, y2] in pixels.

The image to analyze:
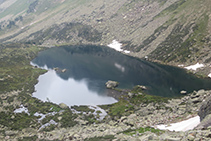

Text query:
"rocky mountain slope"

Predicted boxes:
[[0, 0, 211, 68], [1, 0, 211, 140]]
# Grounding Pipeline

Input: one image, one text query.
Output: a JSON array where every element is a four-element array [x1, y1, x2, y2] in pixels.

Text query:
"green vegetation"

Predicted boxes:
[[157, 0, 168, 6], [71, 105, 99, 124], [120, 127, 164, 135], [118, 0, 168, 14], [0, 43, 80, 131], [84, 135, 116, 141], [107, 99, 134, 119], [18, 135, 38, 141], [150, 13, 209, 63], [71, 105, 95, 113], [0, 0, 210, 140], [0, 44, 43, 130], [0, 112, 38, 130], [0, 44, 45, 93], [26, 22, 102, 45], [25, 97, 62, 115], [130, 86, 169, 104], [136, 0, 188, 52], [59, 109, 78, 128], [27, 0, 38, 13], [0, 0, 30, 19], [145, 0, 211, 64], [100, 86, 169, 120], [136, 25, 168, 51], [83, 114, 97, 124], [155, 0, 187, 18]]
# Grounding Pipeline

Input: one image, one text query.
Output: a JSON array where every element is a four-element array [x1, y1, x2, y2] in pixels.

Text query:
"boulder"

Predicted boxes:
[[119, 116, 127, 122], [191, 97, 201, 104], [61, 69, 66, 73], [138, 133, 157, 141], [187, 133, 195, 141], [165, 137, 181, 141], [59, 103, 68, 109], [105, 80, 119, 89], [22, 128, 37, 134], [180, 90, 187, 94], [5, 130, 18, 136], [128, 92, 134, 97], [58, 117, 62, 121], [53, 67, 59, 71], [196, 89, 205, 96], [75, 119, 88, 125], [137, 85, 147, 90]]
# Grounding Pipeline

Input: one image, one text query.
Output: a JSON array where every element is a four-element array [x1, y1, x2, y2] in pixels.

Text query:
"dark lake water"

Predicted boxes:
[[32, 45, 211, 106]]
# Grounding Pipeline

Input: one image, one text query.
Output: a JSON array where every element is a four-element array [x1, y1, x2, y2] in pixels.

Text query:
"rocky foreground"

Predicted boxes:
[[0, 45, 211, 140], [1, 89, 211, 141]]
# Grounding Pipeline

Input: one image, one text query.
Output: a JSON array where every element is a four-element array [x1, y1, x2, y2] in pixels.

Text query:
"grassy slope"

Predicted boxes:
[[0, 0, 30, 19], [0, 1, 210, 139], [0, 44, 80, 132], [148, 0, 211, 65], [0, 0, 210, 66]]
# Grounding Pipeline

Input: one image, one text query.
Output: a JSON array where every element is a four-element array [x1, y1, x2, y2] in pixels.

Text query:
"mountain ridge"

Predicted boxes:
[[0, 0, 211, 74]]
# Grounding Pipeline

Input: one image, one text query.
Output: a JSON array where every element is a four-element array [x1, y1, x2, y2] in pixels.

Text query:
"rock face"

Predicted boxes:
[[105, 81, 119, 89], [196, 114, 211, 129], [197, 93, 211, 129], [198, 95, 211, 121]]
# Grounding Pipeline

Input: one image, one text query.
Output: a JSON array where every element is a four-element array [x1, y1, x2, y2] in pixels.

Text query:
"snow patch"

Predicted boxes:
[[108, 40, 123, 52], [34, 111, 57, 121], [34, 110, 61, 131], [107, 40, 130, 53], [155, 116, 200, 132], [14, 105, 30, 115], [124, 50, 130, 54], [39, 120, 58, 130], [178, 64, 184, 67], [30, 61, 48, 70], [71, 105, 107, 120], [89, 105, 107, 120], [185, 63, 204, 71]]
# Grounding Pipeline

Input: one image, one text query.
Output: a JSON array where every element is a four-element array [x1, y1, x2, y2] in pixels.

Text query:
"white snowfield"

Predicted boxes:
[[14, 105, 30, 115], [184, 63, 204, 71], [183, 63, 211, 78], [107, 40, 130, 54], [155, 116, 200, 132]]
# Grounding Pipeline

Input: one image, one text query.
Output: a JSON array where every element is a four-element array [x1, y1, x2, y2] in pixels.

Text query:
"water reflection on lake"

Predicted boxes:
[[33, 69, 117, 106], [32, 45, 211, 106]]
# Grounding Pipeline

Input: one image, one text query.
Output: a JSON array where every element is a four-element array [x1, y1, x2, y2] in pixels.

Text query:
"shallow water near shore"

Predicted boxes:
[[32, 45, 211, 106]]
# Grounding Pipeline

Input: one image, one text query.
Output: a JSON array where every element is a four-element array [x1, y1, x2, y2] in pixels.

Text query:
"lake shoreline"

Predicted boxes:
[[1, 44, 211, 140]]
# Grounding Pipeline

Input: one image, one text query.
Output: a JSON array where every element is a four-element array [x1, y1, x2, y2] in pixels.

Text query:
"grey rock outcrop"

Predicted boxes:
[[196, 91, 211, 129], [105, 80, 119, 89], [137, 85, 147, 90], [196, 114, 211, 129], [59, 103, 68, 109], [198, 95, 211, 121]]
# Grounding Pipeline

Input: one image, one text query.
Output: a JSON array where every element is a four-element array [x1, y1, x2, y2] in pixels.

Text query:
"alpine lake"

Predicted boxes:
[[31, 45, 211, 106]]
